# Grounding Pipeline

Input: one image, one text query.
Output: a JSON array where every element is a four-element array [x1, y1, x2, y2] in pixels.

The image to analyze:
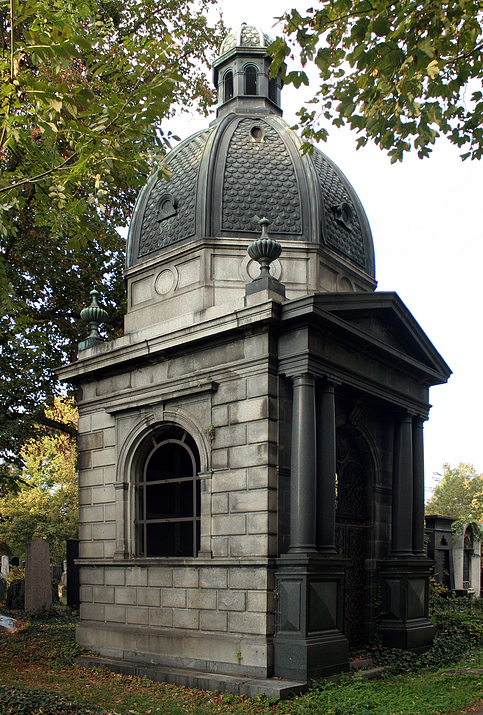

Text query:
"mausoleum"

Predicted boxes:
[[59, 24, 452, 691]]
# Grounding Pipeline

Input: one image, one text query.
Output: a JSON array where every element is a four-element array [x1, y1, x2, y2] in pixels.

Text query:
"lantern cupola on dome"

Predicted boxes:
[[213, 23, 283, 117]]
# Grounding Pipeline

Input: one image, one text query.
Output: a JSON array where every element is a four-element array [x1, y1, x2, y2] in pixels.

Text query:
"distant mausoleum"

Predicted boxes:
[[59, 24, 451, 691], [425, 515, 481, 597]]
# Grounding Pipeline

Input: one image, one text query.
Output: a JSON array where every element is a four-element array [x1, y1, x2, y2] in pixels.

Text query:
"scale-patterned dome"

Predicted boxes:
[[127, 25, 375, 279], [219, 23, 273, 57]]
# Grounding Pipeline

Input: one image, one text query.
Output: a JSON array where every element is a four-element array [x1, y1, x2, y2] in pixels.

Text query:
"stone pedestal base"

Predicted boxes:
[[378, 558, 435, 652], [273, 555, 349, 681]]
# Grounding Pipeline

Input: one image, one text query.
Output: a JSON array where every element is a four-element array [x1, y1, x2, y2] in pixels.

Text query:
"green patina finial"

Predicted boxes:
[[246, 217, 285, 299], [79, 289, 108, 351], [247, 217, 282, 279]]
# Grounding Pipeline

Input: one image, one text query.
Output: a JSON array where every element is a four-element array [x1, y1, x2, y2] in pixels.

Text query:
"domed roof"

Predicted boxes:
[[126, 25, 375, 280], [219, 23, 273, 57]]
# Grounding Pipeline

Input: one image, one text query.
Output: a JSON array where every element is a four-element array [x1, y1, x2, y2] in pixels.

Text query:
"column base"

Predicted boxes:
[[273, 554, 350, 681], [379, 619, 435, 652], [378, 558, 435, 653], [274, 631, 350, 681]]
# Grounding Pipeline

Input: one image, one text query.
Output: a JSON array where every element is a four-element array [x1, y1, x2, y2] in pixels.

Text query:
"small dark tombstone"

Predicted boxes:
[[66, 539, 80, 608], [6, 579, 25, 610], [0, 576, 6, 604], [25, 538, 52, 612], [11, 557, 19, 567], [51, 564, 62, 581]]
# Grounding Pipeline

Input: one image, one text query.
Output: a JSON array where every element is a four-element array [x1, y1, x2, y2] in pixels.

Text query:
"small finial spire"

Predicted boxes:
[[79, 288, 108, 351]]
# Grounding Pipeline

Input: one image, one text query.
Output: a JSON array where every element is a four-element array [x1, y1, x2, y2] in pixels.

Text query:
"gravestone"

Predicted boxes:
[[6, 579, 24, 609], [11, 557, 19, 567], [0, 577, 6, 604], [1, 555, 9, 579], [25, 538, 52, 612], [51, 564, 62, 581]]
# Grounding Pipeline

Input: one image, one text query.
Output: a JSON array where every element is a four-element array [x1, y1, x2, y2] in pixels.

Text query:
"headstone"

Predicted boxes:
[[51, 564, 62, 581], [66, 539, 80, 608], [20, 561, 25, 570], [0, 576, 6, 604], [6, 579, 24, 610], [1, 555, 9, 579], [25, 539, 52, 612], [11, 557, 19, 567]]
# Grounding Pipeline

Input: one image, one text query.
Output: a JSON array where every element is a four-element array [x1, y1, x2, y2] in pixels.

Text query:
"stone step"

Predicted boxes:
[[353, 666, 387, 680], [76, 655, 309, 700], [350, 658, 373, 672]]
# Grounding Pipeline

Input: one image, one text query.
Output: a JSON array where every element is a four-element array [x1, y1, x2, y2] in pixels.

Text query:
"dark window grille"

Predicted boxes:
[[137, 428, 200, 557], [245, 65, 257, 95], [224, 70, 234, 102]]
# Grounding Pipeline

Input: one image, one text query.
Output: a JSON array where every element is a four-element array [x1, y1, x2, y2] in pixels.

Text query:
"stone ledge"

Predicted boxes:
[[76, 654, 308, 699]]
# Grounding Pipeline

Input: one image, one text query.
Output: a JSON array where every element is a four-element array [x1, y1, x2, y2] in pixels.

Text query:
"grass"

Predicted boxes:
[[2, 599, 483, 714]]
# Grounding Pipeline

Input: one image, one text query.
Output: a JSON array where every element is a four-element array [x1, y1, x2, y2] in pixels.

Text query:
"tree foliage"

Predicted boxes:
[[1, 0, 222, 248], [269, 1, 483, 162], [0, 0, 223, 488], [0, 397, 78, 562], [426, 462, 483, 525]]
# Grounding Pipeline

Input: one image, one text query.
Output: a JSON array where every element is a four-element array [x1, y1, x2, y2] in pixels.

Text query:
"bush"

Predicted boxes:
[[369, 592, 483, 673]]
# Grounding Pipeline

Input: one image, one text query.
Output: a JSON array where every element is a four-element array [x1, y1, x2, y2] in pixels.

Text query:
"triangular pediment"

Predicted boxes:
[[287, 292, 452, 384]]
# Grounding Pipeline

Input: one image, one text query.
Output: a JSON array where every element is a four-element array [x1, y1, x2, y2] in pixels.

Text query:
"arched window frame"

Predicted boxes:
[[224, 69, 234, 102], [244, 64, 258, 95], [136, 426, 201, 558]]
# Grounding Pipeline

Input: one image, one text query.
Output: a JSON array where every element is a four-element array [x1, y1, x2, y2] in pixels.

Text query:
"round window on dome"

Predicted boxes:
[[250, 126, 265, 142], [156, 193, 178, 222]]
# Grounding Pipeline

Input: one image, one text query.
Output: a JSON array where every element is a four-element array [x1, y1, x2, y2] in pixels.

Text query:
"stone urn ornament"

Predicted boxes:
[[79, 288, 108, 351], [246, 217, 285, 297]]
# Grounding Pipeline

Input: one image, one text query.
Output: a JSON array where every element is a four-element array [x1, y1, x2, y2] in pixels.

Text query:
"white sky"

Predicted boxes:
[[166, 1, 483, 498]]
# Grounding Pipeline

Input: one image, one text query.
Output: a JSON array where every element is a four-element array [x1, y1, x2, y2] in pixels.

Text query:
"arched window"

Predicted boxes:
[[224, 70, 234, 102], [136, 425, 200, 558], [245, 65, 257, 95]]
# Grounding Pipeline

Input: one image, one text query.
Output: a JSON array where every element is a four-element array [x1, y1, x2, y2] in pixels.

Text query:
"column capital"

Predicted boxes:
[[292, 373, 316, 387]]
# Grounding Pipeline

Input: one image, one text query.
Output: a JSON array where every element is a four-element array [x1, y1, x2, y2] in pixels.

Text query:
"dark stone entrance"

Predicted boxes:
[[336, 431, 367, 650]]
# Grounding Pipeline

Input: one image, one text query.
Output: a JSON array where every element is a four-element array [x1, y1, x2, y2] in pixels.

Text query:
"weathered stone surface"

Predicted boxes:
[[200, 568, 228, 589], [173, 569, 199, 589], [25, 539, 52, 612], [78, 432, 104, 451], [218, 591, 246, 612]]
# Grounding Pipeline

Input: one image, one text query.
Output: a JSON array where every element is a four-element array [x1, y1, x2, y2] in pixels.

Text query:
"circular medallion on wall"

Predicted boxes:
[[155, 269, 176, 296]]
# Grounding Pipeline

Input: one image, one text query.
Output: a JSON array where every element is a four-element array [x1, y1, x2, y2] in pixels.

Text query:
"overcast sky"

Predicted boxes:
[[166, 1, 483, 497]]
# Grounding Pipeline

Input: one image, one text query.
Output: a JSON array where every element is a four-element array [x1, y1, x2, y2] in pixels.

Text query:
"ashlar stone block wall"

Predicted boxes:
[[75, 326, 278, 677]]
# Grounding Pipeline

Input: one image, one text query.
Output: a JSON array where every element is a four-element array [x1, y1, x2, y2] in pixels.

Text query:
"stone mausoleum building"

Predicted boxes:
[[59, 24, 451, 693]]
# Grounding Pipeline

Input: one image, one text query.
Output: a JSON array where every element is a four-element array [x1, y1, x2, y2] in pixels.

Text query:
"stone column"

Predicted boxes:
[[288, 374, 317, 554], [316, 380, 337, 554], [392, 411, 414, 556], [412, 417, 426, 557]]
